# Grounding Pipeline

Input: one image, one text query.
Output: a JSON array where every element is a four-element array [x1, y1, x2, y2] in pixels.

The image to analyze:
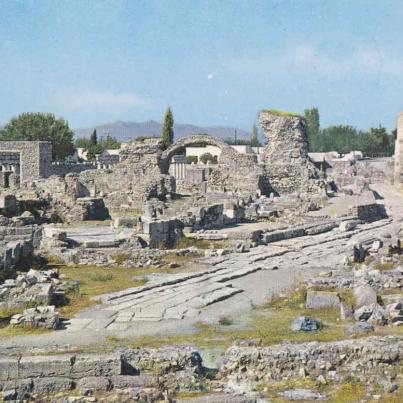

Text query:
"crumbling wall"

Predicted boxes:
[[259, 111, 325, 196], [0, 347, 204, 401], [394, 112, 403, 186], [162, 135, 270, 196], [49, 162, 96, 176], [219, 336, 403, 391], [79, 139, 174, 212], [0, 141, 52, 183], [207, 151, 270, 195]]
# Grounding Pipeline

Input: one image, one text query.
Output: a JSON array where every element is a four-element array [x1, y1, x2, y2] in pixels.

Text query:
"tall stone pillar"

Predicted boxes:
[[259, 110, 324, 195], [394, 112, 403, 186]]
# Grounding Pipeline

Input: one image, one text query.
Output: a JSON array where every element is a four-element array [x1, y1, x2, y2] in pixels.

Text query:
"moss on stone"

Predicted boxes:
[[262, 108, 303, 118]]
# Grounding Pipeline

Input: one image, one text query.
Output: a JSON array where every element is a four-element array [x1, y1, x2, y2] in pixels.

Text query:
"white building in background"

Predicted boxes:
[[185, 145, 264, 163], [96, 149, 120, 165], [308, 151, 364, 164]]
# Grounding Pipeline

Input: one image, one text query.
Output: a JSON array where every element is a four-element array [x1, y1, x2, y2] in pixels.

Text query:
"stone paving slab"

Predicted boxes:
[[66, 215, 396, 330]]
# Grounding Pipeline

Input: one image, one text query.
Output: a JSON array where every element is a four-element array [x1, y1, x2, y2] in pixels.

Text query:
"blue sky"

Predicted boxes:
[[0, 0, 402, 131]]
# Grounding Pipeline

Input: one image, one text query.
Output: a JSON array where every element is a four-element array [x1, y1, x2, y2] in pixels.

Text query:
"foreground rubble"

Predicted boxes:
[[0, 112, 402, 401], [1, 335, 402, 401]]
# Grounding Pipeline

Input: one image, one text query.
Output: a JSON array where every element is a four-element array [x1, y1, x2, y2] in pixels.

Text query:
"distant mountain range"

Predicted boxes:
[[74, 120, 251, 142]]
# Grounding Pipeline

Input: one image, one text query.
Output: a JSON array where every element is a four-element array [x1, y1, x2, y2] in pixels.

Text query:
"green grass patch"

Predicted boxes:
[[0, 324, 50, 338], [107, 288, 345, 350], [330, 380, 366, 403], [88, 272, 114, 282], [218, 316, 233, 326], [265, 377, 323, 403], [57, 261, 210, 320], [110, 252, 130, 266], [58, 265, 146, 319], [0, 306, 23, 320]]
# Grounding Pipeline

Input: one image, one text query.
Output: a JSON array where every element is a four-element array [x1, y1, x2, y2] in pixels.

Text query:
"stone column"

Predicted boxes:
[[259, 110, 323, 195]]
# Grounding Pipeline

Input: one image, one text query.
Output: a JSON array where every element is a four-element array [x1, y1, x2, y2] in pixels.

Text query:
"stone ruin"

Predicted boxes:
[[394, 112, 403, 186], [0, 113, 325, 213], [259, 110, 324, 195], [1, 113, 403, 402], [0, 110, 331, 266]]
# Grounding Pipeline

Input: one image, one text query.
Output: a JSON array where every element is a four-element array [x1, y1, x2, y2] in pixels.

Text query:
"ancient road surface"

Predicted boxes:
[[1, 183, 402, 352]]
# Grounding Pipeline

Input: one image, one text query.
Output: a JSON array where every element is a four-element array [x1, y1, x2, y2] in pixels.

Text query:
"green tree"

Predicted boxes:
[[199, 152, 217, 164], [90, 129, 98, 145], [86, 143, 104, 161], [161, 107, 174, 149], [74, 137, 92, 149], [75, 134, 121, 161], [358, 126, 391, 157], [224, 138, 251, 145], [251, 124, 261, 147], [304, 107, 320, 151], [101, 134, 120, 149], [316, 125, 360, 154], [1, 112, 74, 160], [186, 155, 198, 164]]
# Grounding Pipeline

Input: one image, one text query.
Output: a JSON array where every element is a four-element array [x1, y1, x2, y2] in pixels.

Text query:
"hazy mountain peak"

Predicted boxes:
[[74, 121, 251, 142]]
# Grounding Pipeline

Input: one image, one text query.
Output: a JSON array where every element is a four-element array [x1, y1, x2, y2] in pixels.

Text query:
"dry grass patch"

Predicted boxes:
[[162, 252, 208, 272], [374, 261, 395, 271], [58, 265, 146, 319], [329, 380, 366, 403], [0, 324, 50, 338], [265, 377, 323, 403], [107, 288, 345, 350], [58, 262, 206, 319], [173, 236, 229, 250]]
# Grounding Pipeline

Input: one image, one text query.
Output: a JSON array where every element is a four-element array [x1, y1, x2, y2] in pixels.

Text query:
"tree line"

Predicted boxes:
[[304, 107, 396, 157], [75, 130, 120, 161], [0, 108, 396, 161]]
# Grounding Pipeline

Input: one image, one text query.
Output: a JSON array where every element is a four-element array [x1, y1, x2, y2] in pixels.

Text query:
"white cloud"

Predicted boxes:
[[207, 73, 214, 80]]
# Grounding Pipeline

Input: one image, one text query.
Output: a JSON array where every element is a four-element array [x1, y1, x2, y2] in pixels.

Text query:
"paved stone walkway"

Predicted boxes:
[[66, 216, 394, 332], [1, 182, 402, 352]]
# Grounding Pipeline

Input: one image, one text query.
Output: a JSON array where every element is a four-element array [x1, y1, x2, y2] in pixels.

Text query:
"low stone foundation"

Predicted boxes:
[[219, 336, 403, 393], [0, 347, 203, 401]]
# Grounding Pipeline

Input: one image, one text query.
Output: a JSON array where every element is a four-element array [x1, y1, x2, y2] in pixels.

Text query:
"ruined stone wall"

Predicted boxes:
[[394, 112, 403, 186], [208, 151, 270, 195], [259, 111, 324, 196], [0, 141, 52, 183], [219, 336, 403, 391], [49, 162, 96, 176], [79, 139, 174, 211], [0, 347, 203, 400], [163, 135, 270, 196]]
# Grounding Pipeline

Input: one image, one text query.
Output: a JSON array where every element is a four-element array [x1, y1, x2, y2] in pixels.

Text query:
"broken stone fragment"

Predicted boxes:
[[353, 303, 387, 325], [305, 290, 340, 310], [353, 285, 377, 308], [339, 220, 358, 232], [278, 389, 326, 401], [10, 305, 60, 330], [291, 316, 323, 332], [339, 302, 354, 320], [344, 321, 374, 335], [353, 243, 366, 262], [353, 305, 374, 321], [367, 304, 388, 325]]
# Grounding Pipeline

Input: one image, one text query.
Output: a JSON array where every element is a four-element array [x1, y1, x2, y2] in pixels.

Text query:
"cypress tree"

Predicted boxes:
[[161, 107, 174, 149], [90, 129, 98, 145], [251, 124, 260, 147]]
